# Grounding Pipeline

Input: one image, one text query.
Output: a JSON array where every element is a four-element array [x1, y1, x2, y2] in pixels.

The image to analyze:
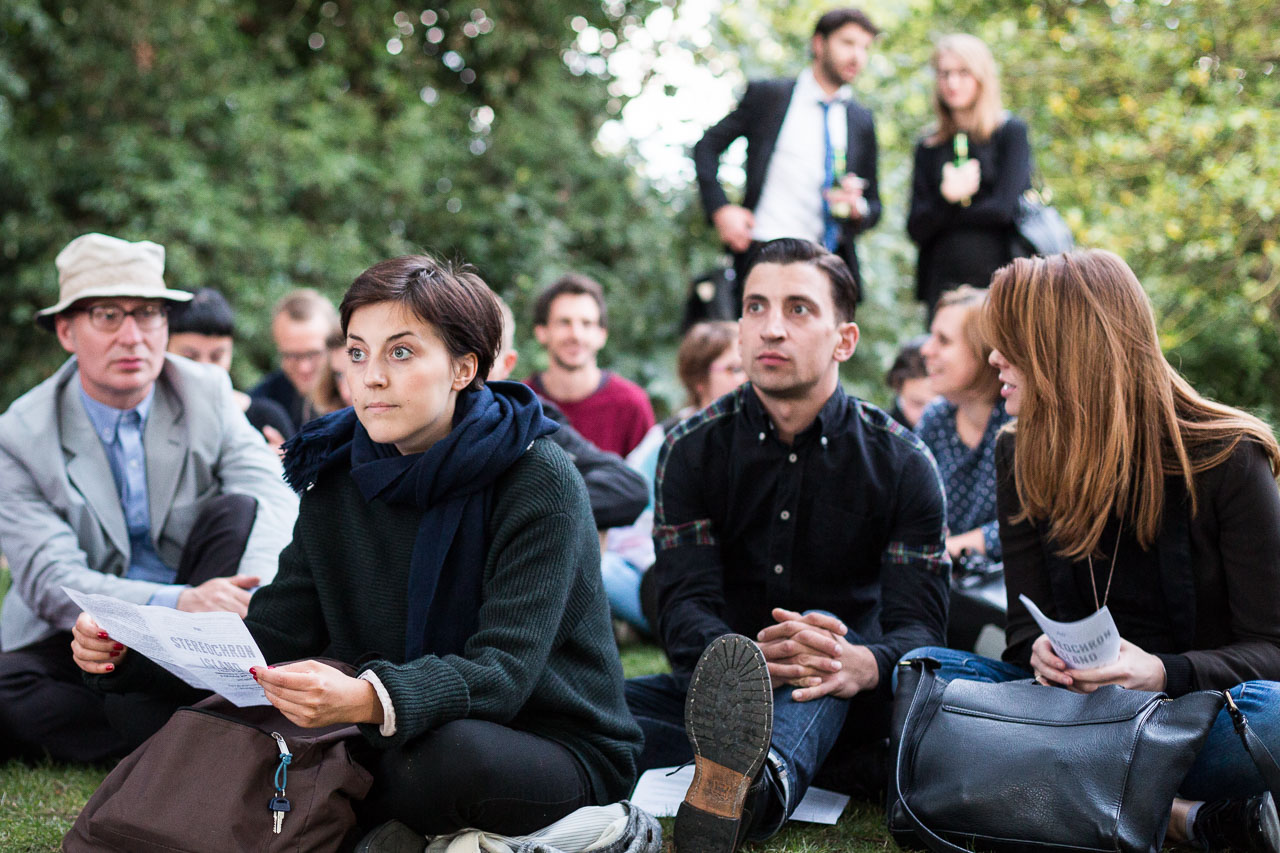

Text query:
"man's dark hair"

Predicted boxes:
[[168, 287, 236, 337], [885, 334, 929, 391], [814, 7, 880, 39], [339, 254, 501, 392], [532, 273, 608, 329], [743, 238, 860, 323]]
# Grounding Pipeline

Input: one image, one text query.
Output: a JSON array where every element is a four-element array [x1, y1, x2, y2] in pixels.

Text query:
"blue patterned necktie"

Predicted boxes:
[[820, 99, 841, 252]]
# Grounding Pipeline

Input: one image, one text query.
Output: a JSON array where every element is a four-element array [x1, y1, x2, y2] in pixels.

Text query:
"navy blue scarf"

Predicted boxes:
[[282, 381, 558, 660]]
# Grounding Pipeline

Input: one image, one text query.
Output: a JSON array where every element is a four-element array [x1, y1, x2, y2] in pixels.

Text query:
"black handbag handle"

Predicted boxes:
[[893, 661, 1280, 853], [893, 662, 971, 853], [1224, 691, 1280, 799]]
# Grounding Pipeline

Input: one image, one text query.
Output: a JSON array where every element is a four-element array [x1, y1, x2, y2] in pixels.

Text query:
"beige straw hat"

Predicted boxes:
[[35, 233, 192, 330]]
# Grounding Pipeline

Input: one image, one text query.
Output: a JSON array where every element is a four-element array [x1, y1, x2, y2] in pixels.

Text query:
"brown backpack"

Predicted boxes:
[[64, 677, 373, 852]]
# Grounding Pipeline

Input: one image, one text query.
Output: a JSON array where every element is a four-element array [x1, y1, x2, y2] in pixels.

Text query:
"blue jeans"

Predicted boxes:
[[902, 646, 1280, 800], [600, 552, 649, 633]]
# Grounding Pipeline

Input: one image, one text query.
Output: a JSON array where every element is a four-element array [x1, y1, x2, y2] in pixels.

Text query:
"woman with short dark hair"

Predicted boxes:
[[74, 254, 643, 847]]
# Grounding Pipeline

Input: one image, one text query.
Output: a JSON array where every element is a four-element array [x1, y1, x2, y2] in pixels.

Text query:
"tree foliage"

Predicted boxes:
[[1, 0, 1277, 421], [690, 0, 1280, 418]]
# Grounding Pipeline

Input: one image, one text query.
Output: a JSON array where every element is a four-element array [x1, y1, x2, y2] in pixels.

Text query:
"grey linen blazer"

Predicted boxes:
[[0, 354, 299, 651]]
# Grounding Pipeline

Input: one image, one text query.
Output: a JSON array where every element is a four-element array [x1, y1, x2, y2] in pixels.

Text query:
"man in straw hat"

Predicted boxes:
[[0, 233, 298, 762]]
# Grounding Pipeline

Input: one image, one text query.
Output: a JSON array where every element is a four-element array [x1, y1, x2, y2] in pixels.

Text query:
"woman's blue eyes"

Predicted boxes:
[[347, 346, 412, 362]]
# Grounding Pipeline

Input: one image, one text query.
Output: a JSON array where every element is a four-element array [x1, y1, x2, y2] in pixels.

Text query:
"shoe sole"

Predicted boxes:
[[1263, 792, 1279, 853], [675, 634, 773, 853]]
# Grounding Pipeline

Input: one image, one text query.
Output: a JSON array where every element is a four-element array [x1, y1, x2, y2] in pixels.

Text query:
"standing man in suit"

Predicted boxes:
[[0, 233, 299, 762], [694, 8, 882, 300]]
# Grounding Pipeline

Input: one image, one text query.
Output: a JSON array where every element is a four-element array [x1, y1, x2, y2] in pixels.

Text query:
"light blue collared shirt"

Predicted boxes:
[[79, 387, 183, 608]]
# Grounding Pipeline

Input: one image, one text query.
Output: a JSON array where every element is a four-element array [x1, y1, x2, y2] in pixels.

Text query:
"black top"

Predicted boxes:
[[997, 431, 1280, 696], [540, 398, 648, 530], [692, 77, 881, 286], [250, 369, 306, 433], [907, 116, 1032, 308], [651, 383, 950, 691]]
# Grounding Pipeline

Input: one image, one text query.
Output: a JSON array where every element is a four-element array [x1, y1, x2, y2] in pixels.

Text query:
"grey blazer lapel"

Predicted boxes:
[[146, 374, 188, 537], [58, 378, 131, 560]]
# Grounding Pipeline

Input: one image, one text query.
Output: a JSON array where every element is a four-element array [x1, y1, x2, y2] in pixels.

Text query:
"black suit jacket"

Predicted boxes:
[[693, 77, 881, 286]]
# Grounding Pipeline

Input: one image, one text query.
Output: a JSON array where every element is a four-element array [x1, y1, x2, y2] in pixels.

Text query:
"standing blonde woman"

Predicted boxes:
[[905, 250, 1280, 851], [907, 34, 1032, 317]]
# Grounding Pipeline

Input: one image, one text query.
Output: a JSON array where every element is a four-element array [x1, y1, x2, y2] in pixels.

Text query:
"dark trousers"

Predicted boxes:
[[353, 719, 594, 837], [0, 493, 257, 763]]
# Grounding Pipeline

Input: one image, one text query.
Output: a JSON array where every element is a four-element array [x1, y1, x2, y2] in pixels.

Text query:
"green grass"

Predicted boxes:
[[0, 563, 893, 851]]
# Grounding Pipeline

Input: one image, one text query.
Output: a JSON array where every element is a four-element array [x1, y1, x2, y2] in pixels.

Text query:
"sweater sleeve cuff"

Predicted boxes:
[[357, 657, 470, 748], [358, 670, 397, 737], [981, 521, 1001, 561], [1156, 653, 1195, 697]]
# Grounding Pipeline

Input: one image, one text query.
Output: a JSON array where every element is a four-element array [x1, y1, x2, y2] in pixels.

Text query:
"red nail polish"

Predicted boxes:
[[98, 631, 109, 639], [249, 667, 257, 676], [105, 663, 115, 672], [267, 665, 275, 670], [110, 651, 120, 658], [112, 643, 124, 650]]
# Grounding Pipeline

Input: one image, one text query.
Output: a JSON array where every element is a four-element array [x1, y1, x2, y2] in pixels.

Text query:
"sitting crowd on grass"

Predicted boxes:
[[1, 5, 1278, 852]]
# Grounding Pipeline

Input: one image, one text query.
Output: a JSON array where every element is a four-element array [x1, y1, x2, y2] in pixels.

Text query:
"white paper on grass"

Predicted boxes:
[[1018, 593, 1121, 669], [63, 587, 270, 707], [630, 765, 849, 825]]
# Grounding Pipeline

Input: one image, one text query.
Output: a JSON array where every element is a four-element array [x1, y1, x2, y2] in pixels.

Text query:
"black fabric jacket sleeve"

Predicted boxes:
[[541, 400, 647, 529], [650, 430, 732, 679]]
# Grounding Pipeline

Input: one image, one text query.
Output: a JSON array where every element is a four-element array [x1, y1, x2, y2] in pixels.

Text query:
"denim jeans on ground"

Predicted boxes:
[[625, 623, 864, 841], [600, 552, 649, 633], [900, 645, 1280, 801]]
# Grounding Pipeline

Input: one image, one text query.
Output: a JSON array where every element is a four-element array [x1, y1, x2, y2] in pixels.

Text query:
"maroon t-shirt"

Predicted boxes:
[[524, 371, 655, 457]]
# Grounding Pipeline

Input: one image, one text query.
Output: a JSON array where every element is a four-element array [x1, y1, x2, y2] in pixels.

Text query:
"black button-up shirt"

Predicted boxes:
[[652, 383, 951, 689]]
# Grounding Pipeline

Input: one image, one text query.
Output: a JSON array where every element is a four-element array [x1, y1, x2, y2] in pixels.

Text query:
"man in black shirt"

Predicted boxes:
[[625, 238, 949, 851]]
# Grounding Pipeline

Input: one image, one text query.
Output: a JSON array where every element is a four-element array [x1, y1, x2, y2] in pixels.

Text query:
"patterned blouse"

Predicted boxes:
[[915, 398, 1012, 560]]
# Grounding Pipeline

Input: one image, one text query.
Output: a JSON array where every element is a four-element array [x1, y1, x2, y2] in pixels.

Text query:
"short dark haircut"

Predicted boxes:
[[814, 7, 879, 39], [885, 334, 929, 391], [168, 287, 236, 337], [532, 273, 608, 329], [743, 238, 859, 323], [339, 255, 501, 392]]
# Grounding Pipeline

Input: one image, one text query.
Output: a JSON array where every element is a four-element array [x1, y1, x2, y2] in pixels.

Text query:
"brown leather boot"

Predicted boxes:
[[673, 634, 773, 853]]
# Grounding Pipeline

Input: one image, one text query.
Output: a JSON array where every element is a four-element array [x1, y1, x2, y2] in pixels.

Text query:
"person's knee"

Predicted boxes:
[[197, 493, 257, 529]]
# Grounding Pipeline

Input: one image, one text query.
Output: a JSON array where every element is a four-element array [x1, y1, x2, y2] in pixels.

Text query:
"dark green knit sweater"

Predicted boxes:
[[102, 438, 641, 805]]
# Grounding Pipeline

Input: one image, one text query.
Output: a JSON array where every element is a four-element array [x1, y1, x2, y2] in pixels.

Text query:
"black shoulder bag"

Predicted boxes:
[[889, 658, 1280, 853]]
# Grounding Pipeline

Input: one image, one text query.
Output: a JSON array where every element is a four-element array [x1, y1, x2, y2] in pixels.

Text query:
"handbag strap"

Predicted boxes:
[[893, 664, 1280, 853], [893, 661, 971, 853], [1224, 691, 1280, 800]]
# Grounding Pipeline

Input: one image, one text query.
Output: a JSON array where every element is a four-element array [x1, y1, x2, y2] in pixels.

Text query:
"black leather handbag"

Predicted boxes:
[[1010, 188, 1075, 258], [889, 658, 1280, 853]]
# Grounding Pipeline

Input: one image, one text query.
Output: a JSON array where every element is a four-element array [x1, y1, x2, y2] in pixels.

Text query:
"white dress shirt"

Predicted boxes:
[[752, 69, 851, 244]]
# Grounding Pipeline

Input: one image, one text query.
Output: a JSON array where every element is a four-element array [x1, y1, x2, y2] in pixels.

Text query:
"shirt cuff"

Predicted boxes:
[[358, 670, 397, 737], [147, 585, 184, 609], [981, 521, 1002, 561]]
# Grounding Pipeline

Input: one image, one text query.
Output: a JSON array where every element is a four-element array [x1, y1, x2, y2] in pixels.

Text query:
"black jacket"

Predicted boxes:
[[541, 399, 647, 530], [693, 77, 881, 286]]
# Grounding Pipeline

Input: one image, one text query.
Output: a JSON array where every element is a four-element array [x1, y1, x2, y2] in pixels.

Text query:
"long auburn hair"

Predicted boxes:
[[928, 34, 1004, 144], [982, 250, 1280, 559]]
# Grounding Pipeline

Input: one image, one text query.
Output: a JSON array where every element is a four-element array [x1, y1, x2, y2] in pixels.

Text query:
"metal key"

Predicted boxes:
[[269, 796, 291, 834]]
